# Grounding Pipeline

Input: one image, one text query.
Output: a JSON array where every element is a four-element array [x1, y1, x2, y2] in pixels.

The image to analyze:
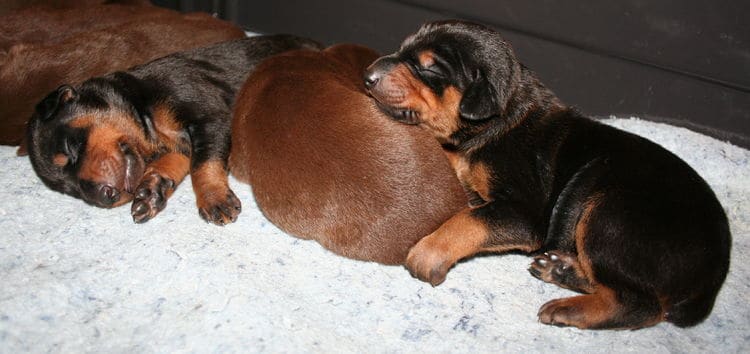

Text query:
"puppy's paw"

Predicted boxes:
[[538, 297, 585, 328], [405, 235, 454, 286], [131, 173, 175, 223], [529, 251, 593, 293], [197, 188, 241, 226]]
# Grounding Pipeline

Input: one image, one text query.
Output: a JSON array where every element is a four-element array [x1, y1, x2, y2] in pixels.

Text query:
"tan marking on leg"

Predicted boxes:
[[144, 152, 190, 187], [574, 195, 603, 286], [406, 207, 532, 285], [538, 286, 620, 329], [191, 160, 241, 225]]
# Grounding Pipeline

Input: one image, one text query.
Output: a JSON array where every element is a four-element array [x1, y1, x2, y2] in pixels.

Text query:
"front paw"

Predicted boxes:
[[131, 174, 175, 223], [197, 188, 241, 225], [405, 235, 454, 286]]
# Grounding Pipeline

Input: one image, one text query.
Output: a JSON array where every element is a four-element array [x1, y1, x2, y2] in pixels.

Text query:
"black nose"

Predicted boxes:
[[363, 68, 380, 89], [364, 55, 399, 90], [97, 184, 120, 205]]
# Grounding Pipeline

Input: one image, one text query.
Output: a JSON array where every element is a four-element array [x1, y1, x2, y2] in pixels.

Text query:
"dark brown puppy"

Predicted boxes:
[[230, 44, 465, 264], [365, 20, 730, 329], [0, 0, 153, 50], [27, 35, 320, 224], [1, 10, 245, 146], [0, 0, 146, 17]]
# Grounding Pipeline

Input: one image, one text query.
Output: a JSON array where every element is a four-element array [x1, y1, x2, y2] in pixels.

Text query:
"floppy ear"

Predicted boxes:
[[111, 71, 158, 142], [458, 70, 500, 121], [35, 85, 77, 121]]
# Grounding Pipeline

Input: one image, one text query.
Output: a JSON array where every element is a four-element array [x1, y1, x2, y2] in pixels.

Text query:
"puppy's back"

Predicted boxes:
[[230, 44, 465, 264]]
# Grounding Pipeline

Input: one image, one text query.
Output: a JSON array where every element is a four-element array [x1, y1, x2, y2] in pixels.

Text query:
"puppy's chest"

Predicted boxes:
[[445, 151, 493, 207]]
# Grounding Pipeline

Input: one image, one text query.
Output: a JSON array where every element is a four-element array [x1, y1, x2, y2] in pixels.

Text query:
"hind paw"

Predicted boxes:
[[529, 251, 593, 293]]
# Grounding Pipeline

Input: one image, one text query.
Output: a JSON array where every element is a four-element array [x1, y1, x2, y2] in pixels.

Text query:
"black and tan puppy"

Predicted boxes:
[[27, 35, 320, 224], [365, 20, 731, 329]]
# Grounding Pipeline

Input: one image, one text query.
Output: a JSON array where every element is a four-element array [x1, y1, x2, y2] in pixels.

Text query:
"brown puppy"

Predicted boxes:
[[230, 44, 465, 264], [0, 1, 154, 50], [0, 0, 114, 16], [365, 21, 730, 329], [1, 10, 245, 147]]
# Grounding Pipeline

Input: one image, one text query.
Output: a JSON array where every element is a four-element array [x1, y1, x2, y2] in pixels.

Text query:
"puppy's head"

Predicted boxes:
[[364, 20, 522, 142], [27, 75, 159, 208]]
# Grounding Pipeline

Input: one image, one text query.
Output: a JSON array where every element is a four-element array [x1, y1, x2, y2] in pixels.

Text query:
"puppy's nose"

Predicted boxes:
[[97, 184, 119, 205], [363, 69, 380, 89], [364, 55, 398, 90]]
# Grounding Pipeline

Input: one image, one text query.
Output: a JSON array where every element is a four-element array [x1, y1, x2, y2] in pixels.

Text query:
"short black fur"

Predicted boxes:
[[27, 34, 322, 223], [367, 20, 731, 329]]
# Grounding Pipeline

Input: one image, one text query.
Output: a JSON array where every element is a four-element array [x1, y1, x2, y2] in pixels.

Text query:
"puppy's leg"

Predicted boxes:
[[131, 152, 190, 223], [188, 118, 241, 225], [537, 287, 663, 329], [191, 159, 241, 225], [528, 251, 595, 293], [406, 202, 541, 286]]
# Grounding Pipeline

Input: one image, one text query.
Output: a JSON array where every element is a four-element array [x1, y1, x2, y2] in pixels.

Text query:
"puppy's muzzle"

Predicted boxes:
[[363, 55, 399, 90]]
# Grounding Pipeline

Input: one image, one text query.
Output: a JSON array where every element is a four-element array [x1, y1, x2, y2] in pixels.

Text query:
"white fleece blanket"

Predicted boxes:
[[0, 117, 748, 353]]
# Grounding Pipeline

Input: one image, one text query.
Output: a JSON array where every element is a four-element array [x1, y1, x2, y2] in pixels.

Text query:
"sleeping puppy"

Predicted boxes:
[[0, 0, 157, 51], [27, 35, 321, 225], [365, 20, 731, 329], [2, 9, 245, 146], [230, 44, 465, 264]]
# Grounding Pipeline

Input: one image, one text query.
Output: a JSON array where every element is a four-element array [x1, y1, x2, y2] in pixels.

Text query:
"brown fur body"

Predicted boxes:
[[0, 1, 154, 50], [0, 5, 245, 146], [230, 44, 465, 264], [365, 21, 730, 329]]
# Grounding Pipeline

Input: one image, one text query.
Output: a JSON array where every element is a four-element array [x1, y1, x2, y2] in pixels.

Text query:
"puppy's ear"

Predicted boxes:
[[459, 70, 499, 121], [35, 85, 77, 121], [111, 72, 158, 142]]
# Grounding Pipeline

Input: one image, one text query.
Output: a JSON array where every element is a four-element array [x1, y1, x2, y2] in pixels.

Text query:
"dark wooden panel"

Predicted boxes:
[[404, 0, 750, 90]]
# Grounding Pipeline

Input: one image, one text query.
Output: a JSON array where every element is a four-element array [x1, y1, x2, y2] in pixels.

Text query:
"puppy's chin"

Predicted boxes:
[[372, 101, 421, 125]]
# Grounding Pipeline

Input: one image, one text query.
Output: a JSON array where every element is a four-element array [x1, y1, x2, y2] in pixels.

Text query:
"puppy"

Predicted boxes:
[[27, 35, 321, 224], [230, 44, 465, 264], [0, 0, 156, 51], [1, 10, 245, 146], [365, 20, 731, 329]]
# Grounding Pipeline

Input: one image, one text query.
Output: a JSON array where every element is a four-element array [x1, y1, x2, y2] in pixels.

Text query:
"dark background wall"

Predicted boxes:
[[153, 0, 750, 148]]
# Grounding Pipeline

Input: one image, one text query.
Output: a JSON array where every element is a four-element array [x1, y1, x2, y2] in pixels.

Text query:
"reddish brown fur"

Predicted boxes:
[[0, 1, 151, 17], [1, 6, 244, 147], [407, 207, 541, 285], [538, 286, 621, 328], [71, 110, 154, 205], [144, 153, 190, 186], [0, 1, 162, 51], [230, 44, 466, 264], [192, 160, 240, 225], [574, 195, 601, 288], [378, 63, 463, 142]]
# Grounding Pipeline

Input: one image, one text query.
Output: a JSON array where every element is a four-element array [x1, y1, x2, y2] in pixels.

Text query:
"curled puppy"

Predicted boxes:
[[365, 20, 730, 329], [230, 44, 465, 264], [27, 35, 321, 225]]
